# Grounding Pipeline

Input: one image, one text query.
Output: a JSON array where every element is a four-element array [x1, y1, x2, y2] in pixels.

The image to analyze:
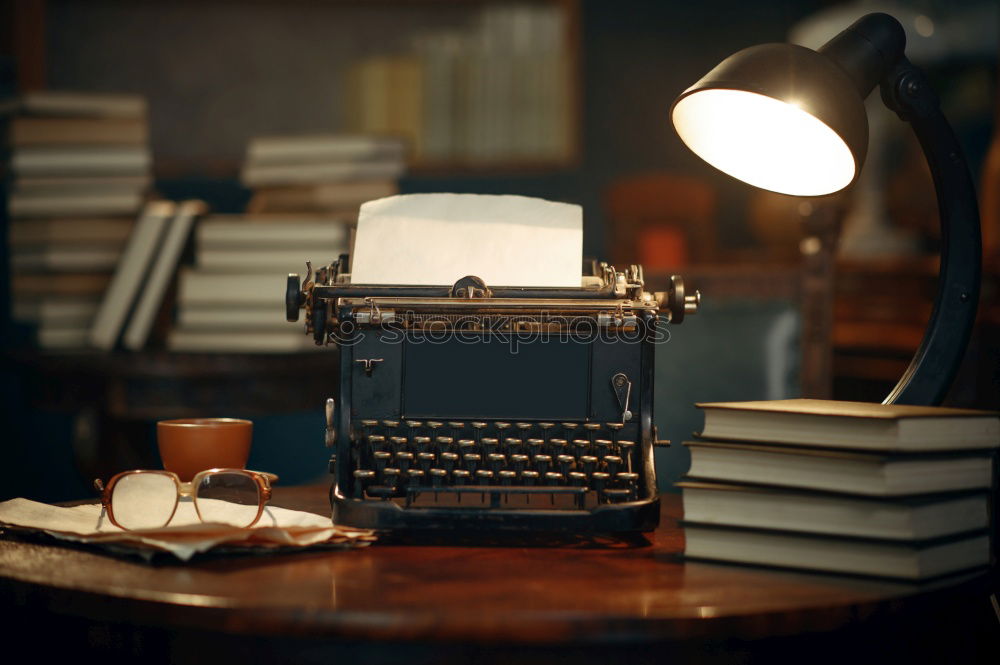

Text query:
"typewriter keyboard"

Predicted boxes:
[[346, 420, 641, 509]]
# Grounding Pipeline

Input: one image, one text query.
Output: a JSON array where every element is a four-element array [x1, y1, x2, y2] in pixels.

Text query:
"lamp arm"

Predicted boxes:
[[879, 56, 982, 405]]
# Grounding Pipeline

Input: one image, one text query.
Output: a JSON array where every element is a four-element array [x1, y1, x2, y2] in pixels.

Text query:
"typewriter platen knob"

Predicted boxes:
[[286, 273, 302, 322], [656, 274, 701, 324]]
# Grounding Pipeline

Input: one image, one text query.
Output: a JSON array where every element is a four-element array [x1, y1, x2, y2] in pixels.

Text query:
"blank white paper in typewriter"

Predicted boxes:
[[350, 193, 583, 288]]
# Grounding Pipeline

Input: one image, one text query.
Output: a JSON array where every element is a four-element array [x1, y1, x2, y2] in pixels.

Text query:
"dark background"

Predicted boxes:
[[1, 0, 996, 502]]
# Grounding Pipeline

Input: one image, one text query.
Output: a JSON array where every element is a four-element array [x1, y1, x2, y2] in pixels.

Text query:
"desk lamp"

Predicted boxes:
[[670, 12, 981, 406]]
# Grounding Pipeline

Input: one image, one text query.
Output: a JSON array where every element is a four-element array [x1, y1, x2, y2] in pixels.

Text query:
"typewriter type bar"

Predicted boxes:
[[289, 256, 699, 532]]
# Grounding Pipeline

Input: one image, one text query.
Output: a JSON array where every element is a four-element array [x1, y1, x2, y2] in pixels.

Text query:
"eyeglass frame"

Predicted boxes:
[[93, 468, 279, 530]]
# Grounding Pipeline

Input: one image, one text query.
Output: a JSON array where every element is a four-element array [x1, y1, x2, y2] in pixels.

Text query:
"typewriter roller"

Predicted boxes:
[[287, 257, 699, 532]]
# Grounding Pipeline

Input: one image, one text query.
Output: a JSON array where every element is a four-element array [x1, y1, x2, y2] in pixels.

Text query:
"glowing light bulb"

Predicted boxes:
[[672, 89, 857, 196]]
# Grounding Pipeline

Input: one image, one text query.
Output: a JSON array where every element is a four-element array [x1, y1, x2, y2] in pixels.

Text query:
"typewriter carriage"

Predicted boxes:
[[287, 257, 698, 532]]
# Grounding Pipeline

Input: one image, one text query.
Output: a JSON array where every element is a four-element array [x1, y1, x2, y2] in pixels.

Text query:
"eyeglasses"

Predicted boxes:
[[94, 468, 278, 530]]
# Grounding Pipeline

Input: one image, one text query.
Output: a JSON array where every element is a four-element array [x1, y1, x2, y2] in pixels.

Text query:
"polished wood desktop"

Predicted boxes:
[[0, 488, 995, 664]]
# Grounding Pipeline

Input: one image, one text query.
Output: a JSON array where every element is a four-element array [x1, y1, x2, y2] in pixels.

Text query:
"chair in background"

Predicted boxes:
[[604, 172, 718, 268]]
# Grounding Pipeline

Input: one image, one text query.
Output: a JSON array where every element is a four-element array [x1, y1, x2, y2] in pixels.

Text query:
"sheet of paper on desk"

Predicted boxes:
[[350, 193, 583, 287], [0, 497, 375, 561]]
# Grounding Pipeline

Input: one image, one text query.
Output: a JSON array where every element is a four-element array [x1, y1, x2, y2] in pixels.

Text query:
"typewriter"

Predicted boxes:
[[286, 257, 699, 532]]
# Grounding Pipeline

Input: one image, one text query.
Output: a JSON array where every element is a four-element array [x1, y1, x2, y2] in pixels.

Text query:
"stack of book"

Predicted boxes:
[[7, 91, 153, 349], [167, 215, 348, 353], [680, 399, 999, 581], [240, 134, 402, 215]]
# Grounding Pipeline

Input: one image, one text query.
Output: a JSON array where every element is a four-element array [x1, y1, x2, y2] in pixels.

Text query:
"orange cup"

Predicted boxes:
[[156, 418, 253, 482]]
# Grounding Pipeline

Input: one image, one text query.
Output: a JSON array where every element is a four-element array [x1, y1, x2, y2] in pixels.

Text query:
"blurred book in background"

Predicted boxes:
[[242, 134, 402, 215], [6, 91, 153, 350], [345, 3, 572, 167], [167, 215, 348, 353]]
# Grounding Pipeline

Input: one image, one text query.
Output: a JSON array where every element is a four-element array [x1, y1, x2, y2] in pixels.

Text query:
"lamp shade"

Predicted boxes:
[[671, 43, 869, 196]]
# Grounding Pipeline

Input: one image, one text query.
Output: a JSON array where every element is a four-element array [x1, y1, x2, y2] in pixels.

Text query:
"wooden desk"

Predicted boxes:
[[0, 489, 996, 664]]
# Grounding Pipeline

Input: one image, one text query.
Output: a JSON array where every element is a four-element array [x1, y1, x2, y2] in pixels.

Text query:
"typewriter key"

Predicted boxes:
[[435, 436, 454, 452], [557, 454, 575, 476], [544, 471, 563, 486], [580, 455, 598, 476], [470, 422, 487, 445], [616, 471, 639, 484], [591, 472, 610, 502], [549, 438, 568, 456], [521, 470, 539, 485], [390, 436, 408, 454], [440, 452, 459, 473], [594, 439, 613, 455], [463, 453, 481, 474], [453, 469, 471, 485], [572, 439, 589, 458], [457, 439, 476, 453], [448, 421, 465, 430], [526, 438, 544, 452], [405, 420, 423, 429], [569, 471, 588, 508], [504, 437, 522, 453], [487, 453, 506, 473], [515, 422, 532, 431], [429, 468, 447, 489], [395, 451, 414, 472], [498, 470, 516, 486], [617, 472, 640, 501], [427, 421, 444, 431], [413, 436, 432, 451], [417, 452, 436, 473], [603, 455, 622, 476], [510, 454, 529, 474], [476, 469, 494, 482], [533, 454, 552, 475], [373, 451, 391, 473], [383, 420, 400, 429], [481, 437, 499, 454], [367, 434, 387, 454], [360, 419, 379, 428], [352, 469, 375, 498], [606, 423, 624, 449]]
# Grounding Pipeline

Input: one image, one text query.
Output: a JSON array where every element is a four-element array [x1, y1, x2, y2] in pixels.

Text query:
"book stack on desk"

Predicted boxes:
[[240, 134, 402, 215], [680, 399, 999, 580], [6, 91, 153, 349], [167, 215, 348, 352]]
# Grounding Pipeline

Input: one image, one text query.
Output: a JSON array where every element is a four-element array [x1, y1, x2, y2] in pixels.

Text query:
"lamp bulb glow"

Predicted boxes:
[[672, 89, 858, 196]]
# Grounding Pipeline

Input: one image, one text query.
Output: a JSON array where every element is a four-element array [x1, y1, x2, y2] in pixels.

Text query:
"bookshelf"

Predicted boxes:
[[11, 0, 582, 178]]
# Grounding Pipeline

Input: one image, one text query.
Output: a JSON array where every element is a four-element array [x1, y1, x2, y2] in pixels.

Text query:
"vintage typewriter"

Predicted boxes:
[[286, 257, 698, 532]]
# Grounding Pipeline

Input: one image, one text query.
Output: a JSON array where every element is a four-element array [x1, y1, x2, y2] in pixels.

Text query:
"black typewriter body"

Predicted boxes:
[[287, 258, 698, 532]]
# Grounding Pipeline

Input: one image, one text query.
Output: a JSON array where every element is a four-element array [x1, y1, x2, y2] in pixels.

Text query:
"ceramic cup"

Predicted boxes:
[[156, 418, 253, 482]]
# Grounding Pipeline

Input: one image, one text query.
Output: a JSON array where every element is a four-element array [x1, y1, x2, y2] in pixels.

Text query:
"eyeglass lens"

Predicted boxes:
[[110, 473, 178, 530], [194, 472, 261, 527]]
